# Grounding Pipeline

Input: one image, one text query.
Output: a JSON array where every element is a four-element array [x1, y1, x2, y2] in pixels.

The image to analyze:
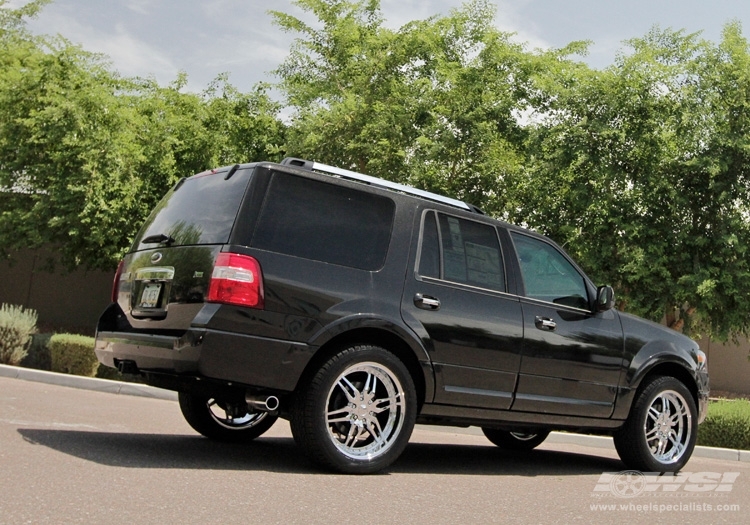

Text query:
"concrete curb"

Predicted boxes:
[[0, 364, 177, 401], [1, 363, 746, 463], [548, 431, 749, 463]]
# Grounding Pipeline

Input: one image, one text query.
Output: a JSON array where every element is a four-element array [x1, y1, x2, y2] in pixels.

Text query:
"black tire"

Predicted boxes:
[[613, 376, 697, 472], [290, 345, 417, 474], [481, 428, 550, 450], [178, 392, 277, 443]]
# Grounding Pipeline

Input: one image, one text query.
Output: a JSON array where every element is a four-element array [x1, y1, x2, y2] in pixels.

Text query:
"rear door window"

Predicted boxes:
[[133, 168, 253, 249], [251, 173, 395, 270], [417, 211, 505, 292]]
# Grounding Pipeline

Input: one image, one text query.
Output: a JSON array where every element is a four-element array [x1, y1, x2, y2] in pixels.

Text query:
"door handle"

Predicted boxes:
[[414, 293, 441, 310], [535, 316, 556, 331]]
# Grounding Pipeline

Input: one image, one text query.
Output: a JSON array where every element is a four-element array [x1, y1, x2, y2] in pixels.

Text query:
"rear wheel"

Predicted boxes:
[[613, 376, 697, 472], [291, 345, 417, 474], [482, 428, 550, 450], [178, 392, 277, 443]]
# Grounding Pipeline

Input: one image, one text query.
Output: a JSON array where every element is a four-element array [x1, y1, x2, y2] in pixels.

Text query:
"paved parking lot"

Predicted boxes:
[[0, 371, 747, 524]]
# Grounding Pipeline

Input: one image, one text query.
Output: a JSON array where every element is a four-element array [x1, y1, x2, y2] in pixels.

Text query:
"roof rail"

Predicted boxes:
[[280, 157, 472, 212]]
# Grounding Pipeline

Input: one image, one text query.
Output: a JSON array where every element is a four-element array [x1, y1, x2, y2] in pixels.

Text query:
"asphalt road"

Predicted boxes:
[[1, 375, 748, 525]]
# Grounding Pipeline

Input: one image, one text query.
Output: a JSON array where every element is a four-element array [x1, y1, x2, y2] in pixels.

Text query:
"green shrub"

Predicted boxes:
[[0, 303, 38, 366], [20, 333, 52, 371], [95, 362, 123, 380], [49, 333, 98, 377], [697, 399, 750, 450]]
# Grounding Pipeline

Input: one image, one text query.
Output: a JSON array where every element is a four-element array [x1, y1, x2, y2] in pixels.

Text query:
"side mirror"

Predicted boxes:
[[596, 285, 615, 312]]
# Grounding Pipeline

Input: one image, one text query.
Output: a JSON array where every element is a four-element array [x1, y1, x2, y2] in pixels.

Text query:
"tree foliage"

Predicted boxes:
[[272, 0, 560, 214], [4, 0, 750, 340], [520, 24, 750, 339], [274, 1, 750, 340], [0, 0, 285, 270]]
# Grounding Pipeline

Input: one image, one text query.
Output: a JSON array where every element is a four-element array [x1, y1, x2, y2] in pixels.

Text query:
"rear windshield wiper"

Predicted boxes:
[[141, 233, 176, 245]]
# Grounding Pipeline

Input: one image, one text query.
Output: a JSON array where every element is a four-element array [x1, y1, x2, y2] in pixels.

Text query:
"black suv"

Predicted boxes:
[[95, 158, 709, 474]]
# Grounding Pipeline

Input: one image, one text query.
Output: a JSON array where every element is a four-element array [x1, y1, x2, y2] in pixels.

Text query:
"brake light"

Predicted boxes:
[[111, 259, 124, 303], [207, 253, 264, 308]]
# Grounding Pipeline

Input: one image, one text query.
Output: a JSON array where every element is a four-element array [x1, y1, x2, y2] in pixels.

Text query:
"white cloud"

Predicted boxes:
[[493, 0, 553, 52], [94, 24, 178, 80], [125, 0, 153, 16], [377, 0, 554, 52], [380, 0, 437, 29], [22, 4, 179, 82]]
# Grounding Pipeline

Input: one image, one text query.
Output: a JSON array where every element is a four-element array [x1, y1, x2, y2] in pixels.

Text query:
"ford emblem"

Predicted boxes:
[[150, 252, 163, 264]]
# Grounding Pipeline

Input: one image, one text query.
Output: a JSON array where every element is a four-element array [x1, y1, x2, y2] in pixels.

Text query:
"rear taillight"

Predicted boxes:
[[207, 253, 264, 308], [111, 259, 124, 303]]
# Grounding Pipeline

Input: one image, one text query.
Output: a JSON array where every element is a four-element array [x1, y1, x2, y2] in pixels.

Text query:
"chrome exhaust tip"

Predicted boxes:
[[245, 393, 280, 413]]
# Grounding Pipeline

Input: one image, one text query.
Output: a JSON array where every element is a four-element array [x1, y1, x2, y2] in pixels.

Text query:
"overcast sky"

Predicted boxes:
[[10, 0, 750, 94]]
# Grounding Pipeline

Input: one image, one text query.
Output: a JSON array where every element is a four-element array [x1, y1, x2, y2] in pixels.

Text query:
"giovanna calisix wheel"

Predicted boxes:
[[291, 345, 417, 474], [481, 428, 550, 450], [178, 392, 277, 442], [614, 376, 698, 472]]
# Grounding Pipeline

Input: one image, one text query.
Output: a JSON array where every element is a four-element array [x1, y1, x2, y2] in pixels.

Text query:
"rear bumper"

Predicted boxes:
[[95, 304, 316, 393], [95, 329, 203, 374]]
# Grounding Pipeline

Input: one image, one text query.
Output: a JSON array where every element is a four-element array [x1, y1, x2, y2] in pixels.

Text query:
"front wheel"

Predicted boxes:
[[482, 428, 550, 450], [291, 345, 417, 474], [613, 376, 697, 472], [178, 392, 277, 443]]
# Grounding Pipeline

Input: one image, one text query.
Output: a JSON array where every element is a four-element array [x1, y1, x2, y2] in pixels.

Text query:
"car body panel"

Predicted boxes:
[[95, 158, 708, 438], [512, 300, 624, 418]]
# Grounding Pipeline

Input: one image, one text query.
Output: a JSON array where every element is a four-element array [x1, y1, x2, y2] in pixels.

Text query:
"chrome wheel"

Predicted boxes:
[[613, 376, 697, 472], [482, 427, 550, 450], [510, 432, 541, 441], [291, 345, 416, 473], [178, 392, 277, 442], [643, 390, 692, 465], [207, 398, 270, 430], [325, 362, 406, 460]]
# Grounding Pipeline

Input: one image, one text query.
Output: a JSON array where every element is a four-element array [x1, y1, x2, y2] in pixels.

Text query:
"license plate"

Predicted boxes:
[[139, 283, 162, 308]]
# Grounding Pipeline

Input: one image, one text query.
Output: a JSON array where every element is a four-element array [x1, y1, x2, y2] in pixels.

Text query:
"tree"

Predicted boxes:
[[518, 24, 750, 340], [0, 1, 285, 271], [201, 76, 286, 165], [272, 0, 414, 177], [0, 19, 148, 269], [271, 0, 554, 214]]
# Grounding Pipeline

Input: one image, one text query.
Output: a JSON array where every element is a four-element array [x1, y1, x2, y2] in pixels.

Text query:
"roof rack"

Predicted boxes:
[[280, 157, 473, 212]]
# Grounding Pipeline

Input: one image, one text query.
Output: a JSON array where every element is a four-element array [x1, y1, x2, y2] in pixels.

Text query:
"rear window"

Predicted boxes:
[[133, 168, 253, 250], [251, 173, 395, 270]]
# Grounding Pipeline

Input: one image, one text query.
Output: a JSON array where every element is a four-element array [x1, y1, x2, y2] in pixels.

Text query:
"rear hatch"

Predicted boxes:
[[114, 165, 255, 331]]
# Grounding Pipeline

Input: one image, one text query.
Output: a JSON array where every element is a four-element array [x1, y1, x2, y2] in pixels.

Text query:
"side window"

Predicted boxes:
[[418, 212, 440, 278], [417, 211, 505, 292], [251, 173, 395, 270], [510, 232, 588, 309]]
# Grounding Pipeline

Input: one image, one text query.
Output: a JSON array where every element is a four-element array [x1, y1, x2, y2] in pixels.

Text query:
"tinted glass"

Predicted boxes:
[[133, 168, 253, 249], [417, 212, 440, 278], [251, 173, 395, 270], [418, 212, 505, 292], [511, 232, 588, 309]]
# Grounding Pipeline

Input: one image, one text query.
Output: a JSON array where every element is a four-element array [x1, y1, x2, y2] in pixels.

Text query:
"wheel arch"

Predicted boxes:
[[295, 324, 432, 410], [613, 352, 700, 421], [638, 362, 699, 402]]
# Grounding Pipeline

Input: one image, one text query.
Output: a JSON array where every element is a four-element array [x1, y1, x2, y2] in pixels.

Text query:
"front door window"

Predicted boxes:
[[511, 233, 588, 309]]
